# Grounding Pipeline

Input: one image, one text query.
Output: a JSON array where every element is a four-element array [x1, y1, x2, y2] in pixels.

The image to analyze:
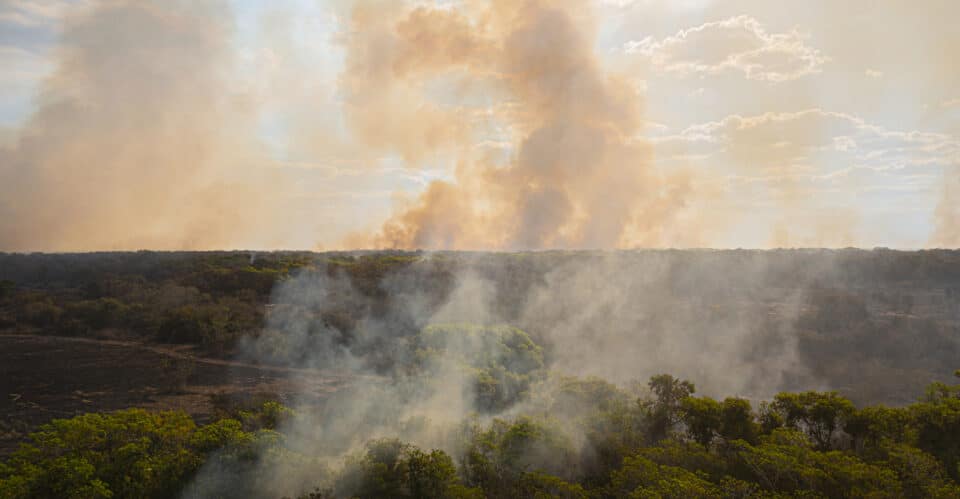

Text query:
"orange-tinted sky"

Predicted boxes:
[[0, 0, 957, 251]]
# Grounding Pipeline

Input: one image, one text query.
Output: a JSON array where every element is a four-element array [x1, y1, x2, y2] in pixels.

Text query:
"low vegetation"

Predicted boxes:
[[3, 250, 960, 497], [2, 250, 959, 404], [2, 371, 960, 498]]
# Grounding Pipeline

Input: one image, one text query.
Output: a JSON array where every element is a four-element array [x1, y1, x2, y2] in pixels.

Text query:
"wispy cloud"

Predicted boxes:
[[649, 108, 958, 203], [624, 15, 827, 82], [0, 0, 80, 28]]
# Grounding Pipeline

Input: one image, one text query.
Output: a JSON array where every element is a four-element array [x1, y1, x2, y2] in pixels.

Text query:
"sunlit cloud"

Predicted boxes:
[[624, 15, 827, 82]]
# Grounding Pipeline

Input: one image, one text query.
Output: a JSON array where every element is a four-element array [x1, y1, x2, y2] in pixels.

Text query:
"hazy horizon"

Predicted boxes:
[[1, 0, 958, 251]]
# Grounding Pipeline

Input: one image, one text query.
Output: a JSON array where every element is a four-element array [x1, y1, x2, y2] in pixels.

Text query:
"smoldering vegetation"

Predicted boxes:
[[182, 249, 960, 497], [3, 250, 960, 497], [2, 249, 957, 405], [240, 250, 960, 403]]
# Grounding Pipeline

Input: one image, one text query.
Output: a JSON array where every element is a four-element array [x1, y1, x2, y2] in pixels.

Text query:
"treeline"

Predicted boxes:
[[2, 371, 959, 498], [2, 250, 960, 403], [0, 252, 316, 352]]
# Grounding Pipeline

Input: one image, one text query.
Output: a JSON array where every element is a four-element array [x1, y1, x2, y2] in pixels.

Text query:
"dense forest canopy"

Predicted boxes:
[[2, 250, 958, 403], [1, 0, 957, 496], [2, 369, 960, 497], [2, 250, 960, 497]]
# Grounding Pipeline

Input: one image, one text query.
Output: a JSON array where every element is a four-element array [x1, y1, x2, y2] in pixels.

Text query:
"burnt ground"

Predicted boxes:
[[0, 334, 356, 456]]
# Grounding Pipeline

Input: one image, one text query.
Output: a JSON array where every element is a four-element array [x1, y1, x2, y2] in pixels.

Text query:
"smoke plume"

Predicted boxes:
[[177, 248, 840, 496], [0, 0, 954, 251], [0, 0, 273, 251], [339, 0, 697, 250]]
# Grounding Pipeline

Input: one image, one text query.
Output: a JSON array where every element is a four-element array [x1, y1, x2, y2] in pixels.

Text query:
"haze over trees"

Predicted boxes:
[[2, 250, 960, 497], [0, 0, 956, 496], [2, 368, 960, 497], [2, 250, 958, 402]]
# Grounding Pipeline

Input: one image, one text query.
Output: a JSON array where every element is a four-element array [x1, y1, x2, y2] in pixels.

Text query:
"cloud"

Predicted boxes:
[[624, 15, 827, 82], [597, 0, 640, 6], [0, 45, 53, 101], [646, 108, 959, 246], [654, 109, 958, 174], [0, 0, 78, 28], [597, 0, 714, 10]]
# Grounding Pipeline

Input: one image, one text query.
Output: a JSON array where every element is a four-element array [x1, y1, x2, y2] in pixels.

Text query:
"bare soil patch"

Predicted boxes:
[[0, 334, 353, 456]]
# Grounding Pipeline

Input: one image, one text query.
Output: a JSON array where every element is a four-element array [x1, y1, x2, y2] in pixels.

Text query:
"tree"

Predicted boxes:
[[405, 448, 460, 498], [728, 428, 901, 497], [844, 406, 910, 454], [911, 396, 960, 480], [415, 324, 546, 413], [645, 375, 696, 443], [881, 443, 959, 498], [680, 397, 721, 446], [0, 410, 203, 498], [515, 471, 587, 499], [0, 280, 14, 300], [719, 397, 759, 445], [607, 455, 721, 498], [458, 417, 578, 497], [335, 439, 476, 499], [772, 391, 855, 450]]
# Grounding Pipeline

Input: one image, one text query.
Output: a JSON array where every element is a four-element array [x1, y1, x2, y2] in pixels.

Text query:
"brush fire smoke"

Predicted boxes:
[[0, 0, 282, 251], [344, 0, 699, 249], [0, 1, 955, 496], [0, 0, 955, 250], [182, 250, 824, 497]]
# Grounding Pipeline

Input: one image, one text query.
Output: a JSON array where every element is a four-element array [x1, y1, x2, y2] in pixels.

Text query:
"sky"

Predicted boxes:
[[0, 0, 957, 251]]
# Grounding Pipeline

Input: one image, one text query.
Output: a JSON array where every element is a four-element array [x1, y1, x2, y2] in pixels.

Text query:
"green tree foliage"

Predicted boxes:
[[334, 439, 477, 499], [2, 249, 960, 408], [644, 374, 696, 443], [19, 300, 62, 329], [0, 252, 306, 352], [415, 324, 545, 412], [4, 251, 960, 497], [1, 410, 201, 498], [680, 397, 722, 446], [844, 405, 910, 455], [606, 455, 720, 498], [515, 471, 587, 499], [880, 443, 960, 498], [678, 396, 758, 449], [59, 298, 129, 335], [550, 377, 647, 485], [457, 416, 578, 497], [0, 405, 288, 499], [772, 391, 856, 450], [4, 370, 960, 498], [719, 397, 760, 444], [727, 428, 903, 497], [911, 393, 960, 480]]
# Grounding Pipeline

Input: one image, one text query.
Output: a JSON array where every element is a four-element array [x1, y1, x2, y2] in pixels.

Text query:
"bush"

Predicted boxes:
[[0, 408, 281, 499], [334, 439, 475, 499], [415, 324, 545, 411]]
